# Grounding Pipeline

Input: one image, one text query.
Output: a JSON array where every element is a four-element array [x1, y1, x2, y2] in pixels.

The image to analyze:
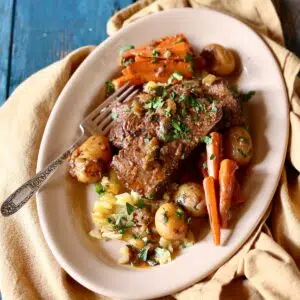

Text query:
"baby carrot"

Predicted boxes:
[[206, 132, 222, 180], [203, 177, 221, 245], [219, 159, 238, 228]]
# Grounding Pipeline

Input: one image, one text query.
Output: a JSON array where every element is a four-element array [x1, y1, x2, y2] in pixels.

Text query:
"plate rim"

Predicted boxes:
[[36, 7, 289, 299]]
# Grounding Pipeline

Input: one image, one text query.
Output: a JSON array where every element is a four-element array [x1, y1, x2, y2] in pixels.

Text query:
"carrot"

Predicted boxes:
[[157, 34, 187, 48], [126, 60, 193, 83], [232, 180, 245, 204], [219, 159, 238, 228], [203, 177, 221, 245], [206, 132, 222, 180], [112, 74, 142, 89]]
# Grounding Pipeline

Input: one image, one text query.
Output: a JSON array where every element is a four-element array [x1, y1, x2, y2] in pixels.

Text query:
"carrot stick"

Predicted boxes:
[[112, 74, 142, 89], [206, 132, 222, 180], [219, 159, 238, 228], [203, 177, 221, 245]]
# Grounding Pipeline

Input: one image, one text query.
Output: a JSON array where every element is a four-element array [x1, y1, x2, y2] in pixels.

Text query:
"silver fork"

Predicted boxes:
[[1, 83, 138, 217]]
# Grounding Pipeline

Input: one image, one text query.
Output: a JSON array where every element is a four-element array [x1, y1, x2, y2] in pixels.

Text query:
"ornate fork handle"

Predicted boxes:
[[1, 134, 86, 216]]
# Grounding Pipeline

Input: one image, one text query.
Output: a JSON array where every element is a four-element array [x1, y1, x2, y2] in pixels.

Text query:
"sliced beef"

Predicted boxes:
[[111, 102, 222, 196]]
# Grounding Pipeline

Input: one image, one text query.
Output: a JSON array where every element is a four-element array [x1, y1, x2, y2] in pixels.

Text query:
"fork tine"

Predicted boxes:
[[98, 88, 140, 132], [94, 88, 139, 126], [86, 82, 131, 121]]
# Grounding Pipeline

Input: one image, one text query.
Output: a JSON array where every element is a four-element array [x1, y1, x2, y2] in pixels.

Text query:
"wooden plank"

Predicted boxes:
[[8, 0, 134, 96], [0, 0, 15, 104]]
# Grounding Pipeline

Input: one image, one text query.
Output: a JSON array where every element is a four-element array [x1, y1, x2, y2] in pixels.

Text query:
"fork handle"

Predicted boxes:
[[1, 134, 87, 217]]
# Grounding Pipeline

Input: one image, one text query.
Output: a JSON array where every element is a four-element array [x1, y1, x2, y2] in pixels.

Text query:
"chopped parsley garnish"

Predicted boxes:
[[119, 44, 134, 55], [170, 119, 190, 139], [171, 119, 182, 131], [200, 136, 212, 145], [211, 102, 218, 112], [170, 91, 177, 100], [186, 217, 192, 224], [152, 49, 160, 57], [165, 107, 172, 117], [121, 57, 134, 66], [107, 217, 114, 224], [105, 80, 115, 95], [154, 86, 168, 97], [180, 107, 188, 117], [137, 198, 145, 209], [176, 208, 184, 219], [188, 98, 203, 113], [168, 72, 183, 84], [239, 91, 256, 102], [126, 202, 136, 215], [238, 149, 249, 157], [144, 97, 164, 110], [148, 193, 156, 200], [111, 112, 118, 120], [163, 211, 169, 223], [95, 183, 105, 195], [184, 53, 193, 62], [138, 246, 150, 261], [174, 37, 185, 44], [155, 247, 166, 257], [210, 154, 216, 160]]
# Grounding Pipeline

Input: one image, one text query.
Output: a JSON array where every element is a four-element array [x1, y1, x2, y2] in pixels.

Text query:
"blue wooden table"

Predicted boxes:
[[0, 0, 299, 106]]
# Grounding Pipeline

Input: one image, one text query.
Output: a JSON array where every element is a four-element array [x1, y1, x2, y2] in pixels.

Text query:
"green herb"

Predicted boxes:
[[165, 107, 172, 117], [178, 94, 190, 103], [152, 49, 160, 57], [163, 211, 169, 223], [121, 57, 134, 66], [144, 97, 164, 110], [152, 115, 159, 123], [174, 37, 185, 44], [170, 91, 177, 100], [138, 246, 150, 261], [191, 115, 199, 121], [210, 154, 216, 160], [107, 217, 114, 224], [176, 208, 184, 219], [132, 234, 139, 239], [200, 136, 212, 145], [180, 107, 188, 117], [111, 112, 118, 120], [238, 149, 249, 157], [171, 119, 182, 131], [95, 183, 105, 195], [105, 80, 115, 95], [188, 98, 203, 113], [207, 97, 218, 104], [119, 44, 134, 55], [184, 54, 193, 62], [137, 198, 145, 209], [147, 260, 158, 266], [168, 72, 183, 84], [240, 90, 256, 102], [154, 86, 168, 97], [126, 202, 136, 215], [164, 50, 172, 58], [186, 217, 192, 224], [151, 58, 158, 64], [148, 193, 156, 200], [155, 247, 166, 257], [211, 102, 218, 112]]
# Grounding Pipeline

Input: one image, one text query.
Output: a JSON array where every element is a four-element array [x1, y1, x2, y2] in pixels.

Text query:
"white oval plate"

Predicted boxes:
[[36, 8, 288, 300]]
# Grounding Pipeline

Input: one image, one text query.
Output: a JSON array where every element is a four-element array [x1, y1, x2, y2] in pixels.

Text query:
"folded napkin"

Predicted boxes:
[[1, 0, 300, 299]]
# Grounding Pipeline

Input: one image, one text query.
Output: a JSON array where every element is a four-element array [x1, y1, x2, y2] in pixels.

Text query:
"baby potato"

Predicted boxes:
[[174, 183, 207, 217], [69, 135, 112, 183], [225, 127, 253, 166], [155, 203, 188, 241], [202, 44, 236, 76]]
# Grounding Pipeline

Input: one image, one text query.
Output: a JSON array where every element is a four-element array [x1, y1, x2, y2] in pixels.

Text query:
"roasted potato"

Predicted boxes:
[[202, 44, 236, 76], [69, 135, 112, 183], [174, 183, 207, 217], [225, 127, 253, 166], [155, 203, 188, 240]]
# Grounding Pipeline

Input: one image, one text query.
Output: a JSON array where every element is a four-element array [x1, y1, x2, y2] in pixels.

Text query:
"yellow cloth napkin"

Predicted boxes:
[[1, 0, 300, 299]]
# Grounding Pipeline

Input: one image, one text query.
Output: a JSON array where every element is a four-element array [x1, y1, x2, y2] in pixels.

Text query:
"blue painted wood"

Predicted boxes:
[[8, 0, 134, 96], [0, 0, 15, 104]]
